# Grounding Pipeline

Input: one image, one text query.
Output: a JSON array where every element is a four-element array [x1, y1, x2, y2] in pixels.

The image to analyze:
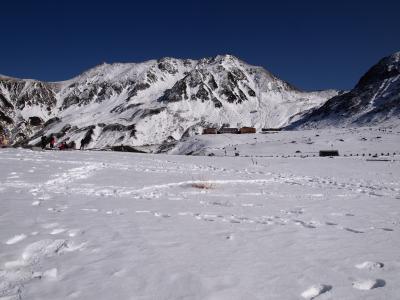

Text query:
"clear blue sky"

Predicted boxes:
[[1, 0, 399, 90]]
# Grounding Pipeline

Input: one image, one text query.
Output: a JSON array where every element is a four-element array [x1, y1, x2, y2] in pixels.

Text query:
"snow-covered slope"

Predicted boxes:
[[169, 125, 400, 157], [0, 55, 338, 148], [290, 52, 400, 129]]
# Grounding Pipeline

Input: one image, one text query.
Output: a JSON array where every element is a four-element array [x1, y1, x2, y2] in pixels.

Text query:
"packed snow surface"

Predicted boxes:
[[1, 127, 400, 299], [170, 126, 400, 157]]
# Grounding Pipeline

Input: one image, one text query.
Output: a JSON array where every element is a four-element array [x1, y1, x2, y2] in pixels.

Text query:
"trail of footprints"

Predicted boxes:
[[4, 161, 399, 203], [1, 167, 91, 299], [131, 208, 390, 298], [1, 223, 86, 299], [301, 261, 386, 299], [1, 163, 133, 298], [1, 158, 397, 298], [134, 204, 395, 236]]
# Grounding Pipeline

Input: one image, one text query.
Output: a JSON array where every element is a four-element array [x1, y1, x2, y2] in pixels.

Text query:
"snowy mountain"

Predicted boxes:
[[290, 52, 400, 129], [0, 55, 337, 149]]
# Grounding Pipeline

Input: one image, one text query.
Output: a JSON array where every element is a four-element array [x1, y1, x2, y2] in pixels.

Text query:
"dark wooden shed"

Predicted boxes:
[[203, 128, 218, 134], [240, 127, 256, 134], [262, 128, 282, 132], [218, 128, 239, 134], [319, 150, 339, 157]]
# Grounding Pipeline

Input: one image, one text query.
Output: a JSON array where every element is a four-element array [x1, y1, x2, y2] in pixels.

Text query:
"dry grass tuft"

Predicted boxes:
[[191, 182, 215, 189]]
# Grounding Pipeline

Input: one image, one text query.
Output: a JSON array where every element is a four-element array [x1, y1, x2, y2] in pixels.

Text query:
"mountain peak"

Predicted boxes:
[[214, 54, 239, 61], [290, 50, 400, 129], [0, 54, 340, 148], [356, 51, 400, 89]]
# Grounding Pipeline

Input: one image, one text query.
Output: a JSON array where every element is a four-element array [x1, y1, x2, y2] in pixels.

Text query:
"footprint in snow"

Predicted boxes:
[[330, 212, 355, 217], [41, 223, 59, 229], [22, 239, 68, 262], [153, 212, 171, 218], [1, 237, 85, 297], [47, 207, 64, 213], [68, 229, 84, 237], [111, 268, 127, 277], [301, 284, 332, 299], [177, 212, 192, 216], [34, 268, 58, 281], [43, 268, 58, 281], [293, 220, 316, 229], [135, 210, 152, 214], [4, 239, 68, 269], [67, 291, 82, 298], [380, 227, 394, 232], [340, 227, 364, 234], [5, 234, 27, 245], [225, 234, 234, 240], [355, 261, 384, 270], [325, 222, 338, 226], [352, 279, 385, 290], [37, 194, 52, 201], [81, 208, 99, 212], [50, 228, 67, 235], [105, 210, 124, 215]]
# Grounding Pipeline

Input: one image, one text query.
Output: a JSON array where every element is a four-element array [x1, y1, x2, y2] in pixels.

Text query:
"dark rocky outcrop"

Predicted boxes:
[[102, 123, 136, 138], [157, 58, 179, 75], [0, 111, 14, 124], [159, 81, 188, 102], [111, 145, 146, 152], [289, 52, 400, 128], [110, 103, 142, 114], [44, 117, 61, 128], [29, 116, 43, 126]]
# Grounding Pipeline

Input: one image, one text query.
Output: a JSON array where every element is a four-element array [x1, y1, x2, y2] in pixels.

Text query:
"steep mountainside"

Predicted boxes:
[[290, 52, 400, 129], [0, 55, 338, 149]]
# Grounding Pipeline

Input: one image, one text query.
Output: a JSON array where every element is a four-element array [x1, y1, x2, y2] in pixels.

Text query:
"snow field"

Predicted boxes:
[[0, 139, 399, 299], [170, 126, 400, 158]]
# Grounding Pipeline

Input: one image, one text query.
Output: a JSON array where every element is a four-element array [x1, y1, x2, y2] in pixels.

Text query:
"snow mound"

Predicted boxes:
[[352, 279, 386, 290], [301, 284, 332, 299]]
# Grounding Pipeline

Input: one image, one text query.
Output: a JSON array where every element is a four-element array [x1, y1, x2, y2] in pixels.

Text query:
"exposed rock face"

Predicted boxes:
[[0, 77, 57, 144], [290, 52, 400, 129], [29, 116, 43, 126], [0, 55, 339, 149]]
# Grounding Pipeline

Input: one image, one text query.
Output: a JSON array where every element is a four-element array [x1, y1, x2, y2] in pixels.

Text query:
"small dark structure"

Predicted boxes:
[[319, 150, 339, 157], [111, 145, 146, 153], [29, 116, 43, 126], [239, 127, 256, 134], [203, 128, 217, 134], [218, 128, 239, 134], [262, 128, 282, 132]]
